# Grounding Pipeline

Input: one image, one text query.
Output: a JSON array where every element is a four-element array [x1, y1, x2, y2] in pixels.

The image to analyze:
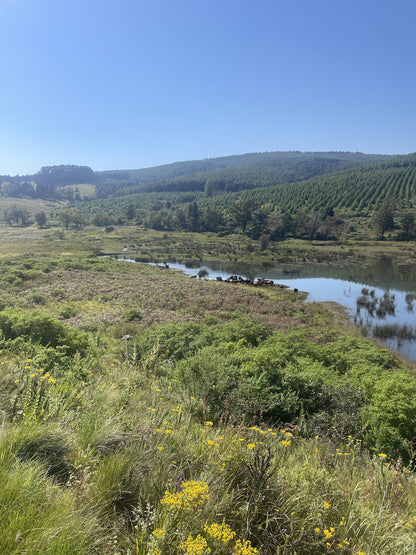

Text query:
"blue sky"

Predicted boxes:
[[0, 0, 415, 175]]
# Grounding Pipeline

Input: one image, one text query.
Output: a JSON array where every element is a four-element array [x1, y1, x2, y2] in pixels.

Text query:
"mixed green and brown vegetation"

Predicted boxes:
[[0, 224, 416, 554], [2, 151, 416, 553], [2, 151, 416, 244]]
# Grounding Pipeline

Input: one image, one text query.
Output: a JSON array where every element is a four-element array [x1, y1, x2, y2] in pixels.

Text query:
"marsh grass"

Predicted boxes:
[[0, 229, 416, 552], [373, 323, 416, 339]]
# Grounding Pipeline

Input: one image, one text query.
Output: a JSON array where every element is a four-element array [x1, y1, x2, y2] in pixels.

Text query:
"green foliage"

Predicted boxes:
[[1, 244, 416, 552], [121, 307, 143, 322], [0, 308, 89, 356]]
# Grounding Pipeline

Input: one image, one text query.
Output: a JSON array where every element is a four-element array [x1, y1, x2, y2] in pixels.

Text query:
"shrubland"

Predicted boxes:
[[0, 231, 416, 553]]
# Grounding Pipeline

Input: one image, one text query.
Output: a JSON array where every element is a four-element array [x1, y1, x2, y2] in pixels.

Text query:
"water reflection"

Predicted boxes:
[[119, 255, 416, 362]]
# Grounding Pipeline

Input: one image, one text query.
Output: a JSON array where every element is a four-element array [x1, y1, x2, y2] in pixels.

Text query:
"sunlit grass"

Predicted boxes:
[[0, 227, 415, 552]]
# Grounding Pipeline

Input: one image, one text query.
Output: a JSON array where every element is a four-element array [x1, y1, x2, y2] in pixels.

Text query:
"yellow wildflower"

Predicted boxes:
[[233, 539, 258, 554], [323, 529, 333, 539], [180, 534, 210, 554], [204, 522, 236, 543], [247, 443, 256, 450], [161, 481, 209, 511], [323, 501, 331, 509], [152, 528, 166, 539]]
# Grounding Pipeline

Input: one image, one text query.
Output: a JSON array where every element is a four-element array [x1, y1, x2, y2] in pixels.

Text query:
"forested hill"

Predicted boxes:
[[0, 152, 390, 201], [94, 151, 391, 198], [200, 152, 416, 215], [62, 151, 416, 241]]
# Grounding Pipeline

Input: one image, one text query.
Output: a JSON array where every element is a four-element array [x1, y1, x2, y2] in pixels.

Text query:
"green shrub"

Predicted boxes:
[[29, 293, 46, 305], [0, 309, 89, 356], [121, 307, 143, 322], [59, 305, 78, 319]]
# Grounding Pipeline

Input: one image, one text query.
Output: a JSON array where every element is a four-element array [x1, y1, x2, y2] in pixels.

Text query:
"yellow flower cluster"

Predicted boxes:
[[151, 528, 166, 539], [323, 528, 334, 539], [27, 367, 57, 384], [180, 534, 211, 554], [233, 539, 259, 554], [204, 522, 236, 543], [161, 481, 210, 511]]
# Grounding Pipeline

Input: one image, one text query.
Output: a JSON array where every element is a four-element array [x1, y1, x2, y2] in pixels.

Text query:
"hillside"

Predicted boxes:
[[0, 152, 389, 201], [60, 152, 416, 241], [3, 151, 416, 241], [93, 151, 390, 198]]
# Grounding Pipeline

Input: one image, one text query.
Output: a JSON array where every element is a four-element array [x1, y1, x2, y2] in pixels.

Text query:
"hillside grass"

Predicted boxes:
[[0, 227, 416, 553], [0, 197, 63, 215]]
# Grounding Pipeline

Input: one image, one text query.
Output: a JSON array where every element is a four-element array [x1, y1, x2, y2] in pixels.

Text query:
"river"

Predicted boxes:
[[119, 255, 416, 362]]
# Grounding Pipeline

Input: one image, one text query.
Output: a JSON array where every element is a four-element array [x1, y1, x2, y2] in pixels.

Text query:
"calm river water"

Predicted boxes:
[[120, 255, 416, 362]]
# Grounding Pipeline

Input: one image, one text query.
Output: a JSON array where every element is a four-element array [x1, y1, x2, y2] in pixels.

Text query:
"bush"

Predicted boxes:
[[29, 293, 46, 305], [0, 309, 89, 356], [121, 308, 143, 322], [59, 305, 78, 319]]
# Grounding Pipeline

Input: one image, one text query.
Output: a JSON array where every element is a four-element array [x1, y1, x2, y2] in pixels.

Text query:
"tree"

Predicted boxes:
[[186, 202, 200, 232], [72, 212, 86, 229], [293, 208, 321, 240], [400, 211, 415, 240], [35, 211, 47, 228], [4, 205, 28, 226], [374, 197, 395, 239], [259, 234, 270, 250], [230, 199, 258, 233], [126, 204, 136, 220], [58, 208, 75, 229], [91, 212, 113, 227]]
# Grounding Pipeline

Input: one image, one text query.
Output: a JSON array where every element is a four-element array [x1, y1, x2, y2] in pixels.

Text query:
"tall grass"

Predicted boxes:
[[0, 244, 416, 552]]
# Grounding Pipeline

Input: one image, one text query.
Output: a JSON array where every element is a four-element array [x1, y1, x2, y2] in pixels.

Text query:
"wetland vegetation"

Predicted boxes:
[[0, 224, 415, 553], [2, 151, 416, 553]]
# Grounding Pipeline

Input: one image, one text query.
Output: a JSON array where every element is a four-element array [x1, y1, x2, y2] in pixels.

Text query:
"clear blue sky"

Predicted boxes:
[[0, 0, 415, 175]]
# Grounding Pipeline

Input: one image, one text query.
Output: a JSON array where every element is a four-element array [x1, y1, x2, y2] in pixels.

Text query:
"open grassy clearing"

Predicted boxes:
[[0, 197, 63, 215]]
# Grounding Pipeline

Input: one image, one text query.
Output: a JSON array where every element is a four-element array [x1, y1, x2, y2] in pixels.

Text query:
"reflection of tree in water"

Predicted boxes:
[[355, 288, 416, 348], [405, 292, 416, 312], [356, 288, 396, 318]]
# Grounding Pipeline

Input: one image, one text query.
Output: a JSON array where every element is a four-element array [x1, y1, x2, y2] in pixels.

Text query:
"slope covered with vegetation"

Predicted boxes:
[[1, 227, 416, 553], [4, 152, 416, 242], [52, 153, 415, 242]]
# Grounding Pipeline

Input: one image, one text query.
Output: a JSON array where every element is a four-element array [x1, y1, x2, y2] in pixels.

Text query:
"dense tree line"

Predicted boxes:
[[0, 165, 95, 200], [93, 151, 393, 199]]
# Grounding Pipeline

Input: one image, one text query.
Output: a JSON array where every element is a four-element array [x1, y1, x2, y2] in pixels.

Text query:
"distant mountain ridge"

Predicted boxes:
[[2, 151, 415, 206], [93, 151, 395, 199]]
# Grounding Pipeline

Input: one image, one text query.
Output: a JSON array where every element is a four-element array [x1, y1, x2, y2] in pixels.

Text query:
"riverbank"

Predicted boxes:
[[2, 224, 416, 269], [1, 227, 416, 552]]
